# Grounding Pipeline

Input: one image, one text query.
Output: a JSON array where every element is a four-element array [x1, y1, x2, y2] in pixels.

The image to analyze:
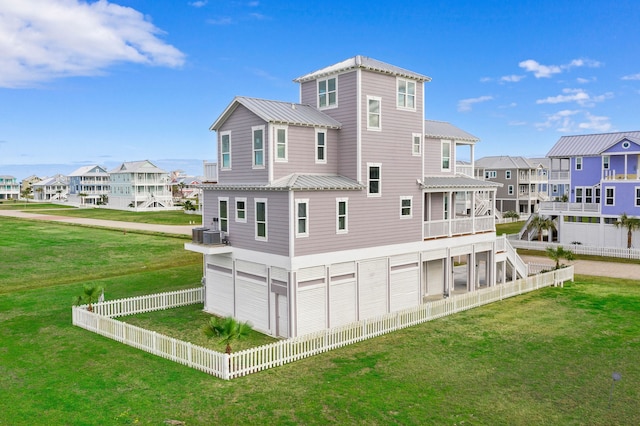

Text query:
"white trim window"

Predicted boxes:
[[252, 125, 265, 168], [367, 96, 381, 130], [336, 198, 348, 234], [235, 197, 246, 223], [219, 197, 229, 233], [255, 199, 267, 240], [318, 77, 337, 109], [508, 185, 514, 195], [412, 133, 421, 156], [220, 131, 231, 170], [485, 170, 497, 179], [605, 187, 615, 206], [585, 187, 593, 203], [603, 155, 610, 170], [367, 163, 381, 197], [295, 199, 309, 237], [575, 157, 583, 171], [316, 129, 327, 164], [575, 187, 583, 203], [505, 170, 511, 179], [397, 78, 416, 110], [400, 196, 412, 218], [441, 140, 451, 171], [274, 126, 287, 162], [635, 187, 640, 207]]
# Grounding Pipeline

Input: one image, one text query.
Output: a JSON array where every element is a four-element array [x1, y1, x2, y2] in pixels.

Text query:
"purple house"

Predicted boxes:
[[186, 56, 525, 338], [541, 131, 640, 247]]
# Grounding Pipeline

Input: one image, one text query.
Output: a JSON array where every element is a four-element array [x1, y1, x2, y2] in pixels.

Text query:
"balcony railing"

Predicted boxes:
[[603, 169, 640, 181], [424, 216, 495, 239], [550, 171, 570, 180], [539, 201, 600, 213]]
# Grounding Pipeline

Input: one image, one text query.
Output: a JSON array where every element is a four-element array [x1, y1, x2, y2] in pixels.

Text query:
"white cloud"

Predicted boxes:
[[622, 73, 640, 81], [480, 77, 492, 83], [0, 0, 185, 88], [535, 110, 611, 133], [536, 88, 612, 107], [206, 17, 234, 25], [500, 74, 525, 83], [519, 58, 601, 79], [189, 1, 208, 7], [457, 95, 493, 112]]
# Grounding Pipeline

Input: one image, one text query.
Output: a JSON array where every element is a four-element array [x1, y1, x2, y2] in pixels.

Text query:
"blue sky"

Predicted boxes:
[[2, 0, 640, 179]]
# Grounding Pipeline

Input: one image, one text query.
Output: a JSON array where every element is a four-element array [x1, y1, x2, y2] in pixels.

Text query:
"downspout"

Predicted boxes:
[[357, 67, 362, 183]]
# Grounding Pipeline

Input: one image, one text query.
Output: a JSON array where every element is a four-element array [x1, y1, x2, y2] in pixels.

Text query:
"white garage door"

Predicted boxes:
[[206, 264, 234, 317], [358, 258, 387, 319]]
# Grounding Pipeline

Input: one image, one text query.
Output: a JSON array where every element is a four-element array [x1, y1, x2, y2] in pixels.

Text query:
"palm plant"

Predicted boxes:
[[74, 284, 104, 312], [545, 246, 575, 270], [203, 316, 253, 354], [614, 213, 640, 249], [527, 215, 556, 242]]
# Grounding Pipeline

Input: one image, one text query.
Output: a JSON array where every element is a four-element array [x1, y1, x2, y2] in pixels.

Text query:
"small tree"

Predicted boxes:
[[527, 215, 556, 242], [614, 213, 640, 249], [545, 246, 575, 270], [503, 210, 520, 220], [203, 316, 252, 354], [74, 284, 104, 312], [182, 200, 196, 211]]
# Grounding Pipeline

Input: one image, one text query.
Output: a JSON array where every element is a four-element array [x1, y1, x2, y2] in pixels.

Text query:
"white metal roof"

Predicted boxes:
[[546, 131, 640, 157], [294, 55, 432, 83], [420, 175, 502, 190], [68, 165, 109, 176], [201, 174, 363, 191], [424, 120, 479, 143], [109, 160, 167, 174], [475, 156, 535, 169], [211, 96, 342, 131]]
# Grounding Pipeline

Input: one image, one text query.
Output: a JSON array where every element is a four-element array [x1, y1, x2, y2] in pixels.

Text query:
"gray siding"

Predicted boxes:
[[424, 136, 456, 176], [217, 105, 270, 184], [272, 126, 339, 179], [202, 189, 289, 256]]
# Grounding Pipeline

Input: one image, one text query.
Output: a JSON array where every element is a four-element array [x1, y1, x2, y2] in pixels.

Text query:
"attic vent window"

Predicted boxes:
[[622, 141, 631, 149]]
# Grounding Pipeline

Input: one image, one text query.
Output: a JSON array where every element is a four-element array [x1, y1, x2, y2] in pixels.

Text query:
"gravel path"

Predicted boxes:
[[521, 255, 640, 280]]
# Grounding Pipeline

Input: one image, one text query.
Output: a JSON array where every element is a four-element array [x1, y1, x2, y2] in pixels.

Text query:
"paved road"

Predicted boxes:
[[0, 209, 197, 236], [3, 209, 639, 279]]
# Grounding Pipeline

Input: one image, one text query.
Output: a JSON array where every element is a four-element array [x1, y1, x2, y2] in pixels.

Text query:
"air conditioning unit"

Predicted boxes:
[[203, 230, 222, 245], [192, 227, 209, 244]]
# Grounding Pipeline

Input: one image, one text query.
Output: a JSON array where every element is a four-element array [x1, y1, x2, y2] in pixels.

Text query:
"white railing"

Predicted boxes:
[[73, 267, 572, 380], [507, 239, 640, 260], [424, 216, 494, 239], [92, 287, 204, 317], [501, 235, 529, 277], [539, 201, 599, 213], [550, 171, 570, 180]]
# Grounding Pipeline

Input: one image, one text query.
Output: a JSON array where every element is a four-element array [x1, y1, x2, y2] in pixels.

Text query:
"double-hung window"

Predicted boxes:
[[220, 131, 231, 169], [397, 78, 416, 110], [316, 130, 326, 163], [252, 126, 264, 168], [412, 133, 421, 156], [235, 197, 246, 223], [508, 185, 514, 195], [576, 157, 583, 170], [575, 187, 583, 203], [368, 164, 381, 196], [636, 187, 640, 207], [605, 187, 615, 206], [505, 170, 511, 179], [367, 96, 381, 130], [441, 140, 451, 171], [295, 199, 308, 237], [318, 77, 337, 108], [400, 196, 412, 218], [585, 188, 593, 203], [219, 198, 228, 233], [336, 198, 348, 234], [255, 199, 267, 240], [603, 155, 610, 170], [274, 126, 287, 161]]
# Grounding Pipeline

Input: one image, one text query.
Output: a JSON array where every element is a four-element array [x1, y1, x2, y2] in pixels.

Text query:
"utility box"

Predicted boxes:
[[192, 227, 209, 244], [203, 230, 222, 245]]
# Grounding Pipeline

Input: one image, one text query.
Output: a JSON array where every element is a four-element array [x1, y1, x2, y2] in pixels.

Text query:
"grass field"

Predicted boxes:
[[0, 202, 75, 210], [21, 206, 201, 225], [495, 220, 525, 235], [1, 217, 639, 425]]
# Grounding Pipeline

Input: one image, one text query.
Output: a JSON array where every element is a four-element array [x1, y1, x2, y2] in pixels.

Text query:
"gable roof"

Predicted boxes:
[[211, 96, 342, 131], [424, 120, 479, 143], [294, 55, 432, 83], [68, 165, 108, 176], [546, 131, 640, 157], [110, 160, 167, 174], [476, 156, 536, 169]]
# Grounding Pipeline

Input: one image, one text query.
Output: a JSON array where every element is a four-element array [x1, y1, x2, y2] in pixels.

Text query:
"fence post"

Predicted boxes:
[[223, 353, 230, 380]]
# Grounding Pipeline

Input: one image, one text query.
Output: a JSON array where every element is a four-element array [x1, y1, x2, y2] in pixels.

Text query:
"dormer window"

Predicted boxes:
[[318, 77, 337, 109]]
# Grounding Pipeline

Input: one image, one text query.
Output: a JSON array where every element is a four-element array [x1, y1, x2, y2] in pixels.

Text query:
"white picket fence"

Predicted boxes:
[[507, 238, 640, 260], [72, 267, 573, 380]]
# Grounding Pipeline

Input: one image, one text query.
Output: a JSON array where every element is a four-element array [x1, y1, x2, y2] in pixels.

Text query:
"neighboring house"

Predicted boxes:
[[539, 131, 640, 247], [170, 173, 203, 201], [186, 56, 524, 338], [31, 174, 69, 201], [109, 160, 173, 210], [68, 165, 110, 205], [20, 175, 42, 198], [0, 175, 20, 200], [475, 156, 549, 215]]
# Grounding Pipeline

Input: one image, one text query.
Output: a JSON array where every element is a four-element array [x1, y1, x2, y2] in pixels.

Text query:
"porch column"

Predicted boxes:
[[471, 190, 476, 233], [448, 191, 453, 237], [467, 249, 476, 292], [444, 248, 452, 297]]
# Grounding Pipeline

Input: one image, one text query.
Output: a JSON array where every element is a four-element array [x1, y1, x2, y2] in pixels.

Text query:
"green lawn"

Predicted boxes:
[[28, 207, 201, 225], [1, 217, 639, 425], [495, 220, 525, 235], [0, 202, 75, 210]]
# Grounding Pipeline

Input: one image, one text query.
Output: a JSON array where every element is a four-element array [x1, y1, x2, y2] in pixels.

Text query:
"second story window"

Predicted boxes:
[[252, 126, 264, 168], [603, 155, 610, 170], [219, 198, 228, 232], [605, 187, 615, 206], [318, 77, 337, 108], [397, 78, 416, 110], [221, 132, 231, 169], [505, 170, 511, 179], [235, 198, 246, 223], [367, 96, 381, 130], [255, 199, 267, 240], [295, 199, 308, 237], [412, 133, 421, 156], [368, 164, 381, 196], [441, 140, 451, 171], [336, 198, 348, 234], [274, 126, 287, 161], [576, 157, 583, 170], [508, 185, 514, 195], [316, 130, 326, 163], [400, 196, 412, 218]]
